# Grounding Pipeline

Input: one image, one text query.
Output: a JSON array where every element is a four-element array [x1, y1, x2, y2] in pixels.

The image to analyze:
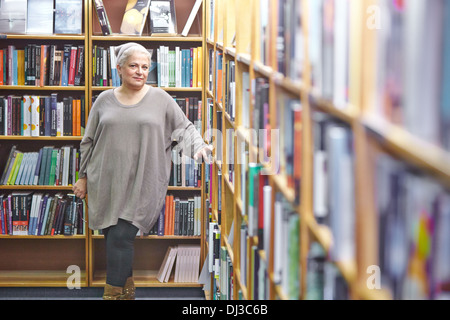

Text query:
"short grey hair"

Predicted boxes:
[[115, 42, 151, 67]]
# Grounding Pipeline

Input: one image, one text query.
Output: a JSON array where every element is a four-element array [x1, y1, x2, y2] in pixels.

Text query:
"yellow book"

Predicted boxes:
[[197, 46, 202, 87], [17, 50, 25, 85], [192, 47, 197, 88], [7, 152, 23, 185]]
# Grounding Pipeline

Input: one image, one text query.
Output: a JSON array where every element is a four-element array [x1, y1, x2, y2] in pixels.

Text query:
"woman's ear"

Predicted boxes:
[[117, 64, 122, 78]]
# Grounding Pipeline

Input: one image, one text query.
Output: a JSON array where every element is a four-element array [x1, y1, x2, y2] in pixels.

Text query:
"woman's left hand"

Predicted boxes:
[[194, 145, 213, 164]]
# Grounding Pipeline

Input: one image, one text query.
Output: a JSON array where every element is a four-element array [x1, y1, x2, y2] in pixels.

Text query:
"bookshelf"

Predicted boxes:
[[0, 0, 90, 287], [204, 0, 450, 301], [86, 0, 206, 288], [0, 0, 206, 290]]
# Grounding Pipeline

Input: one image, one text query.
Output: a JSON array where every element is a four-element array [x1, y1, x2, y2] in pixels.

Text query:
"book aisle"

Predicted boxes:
[[0, 0, 449, 309]]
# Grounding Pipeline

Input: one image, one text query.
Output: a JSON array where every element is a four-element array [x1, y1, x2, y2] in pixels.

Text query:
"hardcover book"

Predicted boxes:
[[93, 0, 113, 35], [27, 0, 54, 34], [0, 0, 27, 34], [150, 0, 177, 34], [120, 0, 151, 36], [54, 0, 83, 34]]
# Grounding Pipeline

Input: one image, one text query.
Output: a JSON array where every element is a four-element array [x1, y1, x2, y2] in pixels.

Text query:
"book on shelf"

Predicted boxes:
[[306, 241, 350, 300], [181, 0, 203, 37], [0, 94, 85, 137], [0, 192, 86, 236], [149, 0, 177, 35], [374, 152, 450, 300], [54, 0, 83, 34], [0, 0, 27, 34], [27, 0, 54, 34], [157, 245, 178, 282], [146, 195, 202, 237], [272, 192, 300, 299], [157, 244, 201, 283], [174, 244, 201, 283], [0, 44, 84, 87], [0, 145, 79, 187], [92, 45, 201, 88], [120, 0, 151, 36], [93, 0, 113, 36]]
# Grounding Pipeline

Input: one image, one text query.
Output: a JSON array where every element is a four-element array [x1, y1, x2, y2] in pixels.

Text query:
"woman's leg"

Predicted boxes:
[[103, 219, 139, 288]]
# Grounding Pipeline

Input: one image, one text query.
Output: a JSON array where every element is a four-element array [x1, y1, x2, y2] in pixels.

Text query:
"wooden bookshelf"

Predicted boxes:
[[0, 0, 90, 287], [0, 0, 206, 290], [203, 0, 450, 301]]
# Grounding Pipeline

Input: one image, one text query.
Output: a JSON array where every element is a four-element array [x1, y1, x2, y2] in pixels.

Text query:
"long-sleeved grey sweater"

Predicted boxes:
[[79, 87, 206, 233]]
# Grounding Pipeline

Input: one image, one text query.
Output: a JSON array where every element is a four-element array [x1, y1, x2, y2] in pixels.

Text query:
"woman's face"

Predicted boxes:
[[118, 51, 150, 89]]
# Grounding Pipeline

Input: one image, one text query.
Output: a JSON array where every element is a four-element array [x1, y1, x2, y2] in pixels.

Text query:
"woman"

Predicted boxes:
[[72, 42, 211, 300]]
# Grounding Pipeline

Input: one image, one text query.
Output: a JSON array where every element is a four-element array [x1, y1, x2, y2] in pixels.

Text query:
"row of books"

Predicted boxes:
[[169, 96, 203, 188], [92, 45, 203, 88], [1, 145, 79, 187], [148, 195, 202, 237], [0, 44, 85, 87], [0, 94, 85, 137], [306, 242, 350, 300], [157, 245, 201, 283], [374, 152, 450, 300], [372, 0, 450, 151], [274, 0, 303, 82], [0, 0, 83, 35], [0, 192, 86, 236], [312, 112, 355, 263], [213, 245, 234, 300]]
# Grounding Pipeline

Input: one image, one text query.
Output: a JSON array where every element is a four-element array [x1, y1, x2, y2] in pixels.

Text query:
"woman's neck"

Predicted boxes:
[[115, 84, 149, 106]]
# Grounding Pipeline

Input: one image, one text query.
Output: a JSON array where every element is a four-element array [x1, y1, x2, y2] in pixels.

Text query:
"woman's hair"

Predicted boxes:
[[115, 42, 151, 67]]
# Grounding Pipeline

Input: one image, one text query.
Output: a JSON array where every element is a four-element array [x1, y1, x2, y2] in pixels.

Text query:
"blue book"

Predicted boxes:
[[33, 148, 43, 185]]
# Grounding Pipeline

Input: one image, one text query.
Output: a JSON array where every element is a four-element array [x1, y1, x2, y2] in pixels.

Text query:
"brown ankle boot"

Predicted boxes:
[[103, 284, 124, 300], [122, 277, 135, 300]]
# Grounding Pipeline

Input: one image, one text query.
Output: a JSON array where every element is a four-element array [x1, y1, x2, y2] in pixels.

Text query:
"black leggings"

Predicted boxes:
[[103, 219, 139, 287]]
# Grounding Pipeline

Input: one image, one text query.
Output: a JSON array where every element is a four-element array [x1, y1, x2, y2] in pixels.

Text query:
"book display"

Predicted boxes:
[[149, 0, 177, 35], [120, 0, 151, 36], [202, 0, 450, 301]]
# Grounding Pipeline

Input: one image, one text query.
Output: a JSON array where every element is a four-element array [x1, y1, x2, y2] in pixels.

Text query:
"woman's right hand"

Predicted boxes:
[[72, 177, 87, 199]]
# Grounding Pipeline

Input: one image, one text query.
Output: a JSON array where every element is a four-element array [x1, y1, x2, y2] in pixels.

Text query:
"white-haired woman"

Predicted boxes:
[[72, 42, 211, 299]]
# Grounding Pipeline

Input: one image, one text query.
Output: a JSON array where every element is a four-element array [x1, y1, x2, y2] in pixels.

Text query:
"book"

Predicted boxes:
[[93, 0, 113, 35], [157, 246, 178, 282], [27, 0, 54, 34], [120, 0, 151, 36], [150, 0, 177, 34], [181, 0, 203, 36], [0, 0, 27, 34], [54, 0, 83, 34]]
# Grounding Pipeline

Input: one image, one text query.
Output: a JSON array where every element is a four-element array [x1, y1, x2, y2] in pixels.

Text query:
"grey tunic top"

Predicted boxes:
[[79, 87, 206, 233]]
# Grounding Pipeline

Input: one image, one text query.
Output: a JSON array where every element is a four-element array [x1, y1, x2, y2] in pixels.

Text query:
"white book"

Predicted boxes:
[[313, 150, 328, 219], [30, 96, 40, 137], [157, 246, 172, 282], [181, 0, 202, 36], [240, 224, 247, 285], [273, 198, 283, 284], [263, 185, 272, 258], [175, 46, 181, 87], [22, 96, 32, 136], [27, 0, 54, 34], [56, 101, 63, 136]]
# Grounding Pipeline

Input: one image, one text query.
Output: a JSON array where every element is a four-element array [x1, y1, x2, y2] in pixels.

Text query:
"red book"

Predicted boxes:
[[68, 46, 78, 86]]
